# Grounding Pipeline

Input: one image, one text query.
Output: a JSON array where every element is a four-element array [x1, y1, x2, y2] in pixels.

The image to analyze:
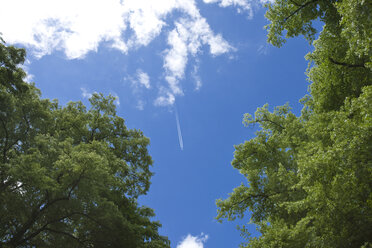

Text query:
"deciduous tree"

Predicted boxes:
[[0, 39, 170, 248], [217, 1, 372, 247]]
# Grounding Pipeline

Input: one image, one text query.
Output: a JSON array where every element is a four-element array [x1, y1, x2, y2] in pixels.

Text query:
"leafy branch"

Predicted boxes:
[[328, 57, 367, 68], [284, 0, 319, 22]]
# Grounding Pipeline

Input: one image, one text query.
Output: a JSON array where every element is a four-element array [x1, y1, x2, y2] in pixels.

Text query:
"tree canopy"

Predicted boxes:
[[0, 40, 170, 247], [217, 0, 372, 247]]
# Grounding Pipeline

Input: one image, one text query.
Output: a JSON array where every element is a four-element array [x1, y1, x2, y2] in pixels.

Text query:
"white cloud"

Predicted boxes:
[[127, 69, 151, 90], [111, 92, 121, 106], [177, 234, 208, 248], [137, 70, 151, 89], [0, 0, 267, 107], [24, 74, 34, 83], [0, 0, 214, 59], [154, 88, 176, 106], [19, 60, 34, 83], [202, 0, 273, 15], [159, 15, 233, 105], [192, 64, 202, 91], [124, 69, 150, 110], [163, 28, 188, 96], [0, 0, 128, 59], [203, 0, 253, 14], [136, 99, 145, 110], [81, 87, 93, 99]]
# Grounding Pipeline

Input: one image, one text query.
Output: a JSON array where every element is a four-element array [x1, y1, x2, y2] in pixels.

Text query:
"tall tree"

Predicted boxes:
[[0, 39, 170, 248], [217, 1, 372, 247]]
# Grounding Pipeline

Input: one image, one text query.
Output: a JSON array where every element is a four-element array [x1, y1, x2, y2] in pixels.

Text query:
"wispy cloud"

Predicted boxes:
[[202, 0, 273, 16], [157, 16, 233, 105], [137, 70, 151, 89], [81, 87, 93, 99], [154, 87, 176, 107], [203, 0, 254, 15], [19, 60, 34, 83], [177, 233, 208, 248], [0, 0, 267, 106], [127, 69, 151, 90], [136, 99, 145, 111], [111, 91, 121, 106], [124, 69, 151, 110], [192, 61, 202, 91]]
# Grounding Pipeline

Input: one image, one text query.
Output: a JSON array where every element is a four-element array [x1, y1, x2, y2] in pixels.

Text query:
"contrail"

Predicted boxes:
[[174, 106, 184, 151]]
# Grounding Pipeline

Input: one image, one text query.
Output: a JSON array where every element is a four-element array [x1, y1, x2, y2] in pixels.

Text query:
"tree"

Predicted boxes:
[[216, 1, 372, 247], [0, 40, 170, 248]]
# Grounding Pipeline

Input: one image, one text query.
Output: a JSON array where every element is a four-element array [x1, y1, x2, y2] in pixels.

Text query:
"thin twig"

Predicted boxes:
[[284, 0, 318, 22]]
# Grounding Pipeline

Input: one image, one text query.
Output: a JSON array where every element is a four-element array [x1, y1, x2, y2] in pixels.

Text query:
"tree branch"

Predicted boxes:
[[44, 228, 86, 245], [12, 211, 111, 247], [231, 192, 275, 208], [8, 182, 24, 193], [328, 57, 366, 68], [284, 0, 318, 22], [8, 170, 86, 245], [258, 117, 284, 130], [0, 179, 13, 193], [0, 116, 9, 163], [289, 0, 301, 7], [0, 108, 31, 167], [40, 170, 86, 212], [14, 213, 78, 246]]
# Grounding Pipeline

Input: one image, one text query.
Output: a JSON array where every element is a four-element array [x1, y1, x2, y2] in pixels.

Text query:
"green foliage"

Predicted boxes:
[[217, 0, 372, 247], [218, 88, 372, 247], [266, 0, 371, 112], [0, 37, 27, 93], [0, 40, 170, 247], [305, 0, 372, 112]]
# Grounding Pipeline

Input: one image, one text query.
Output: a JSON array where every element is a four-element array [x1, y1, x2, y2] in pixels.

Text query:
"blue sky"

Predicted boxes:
[[1, 0, 312, 247]]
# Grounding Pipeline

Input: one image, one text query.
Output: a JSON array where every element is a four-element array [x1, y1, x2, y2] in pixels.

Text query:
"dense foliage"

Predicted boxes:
[[217, 0, 372, 247], [0, 39, 170, 247]]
